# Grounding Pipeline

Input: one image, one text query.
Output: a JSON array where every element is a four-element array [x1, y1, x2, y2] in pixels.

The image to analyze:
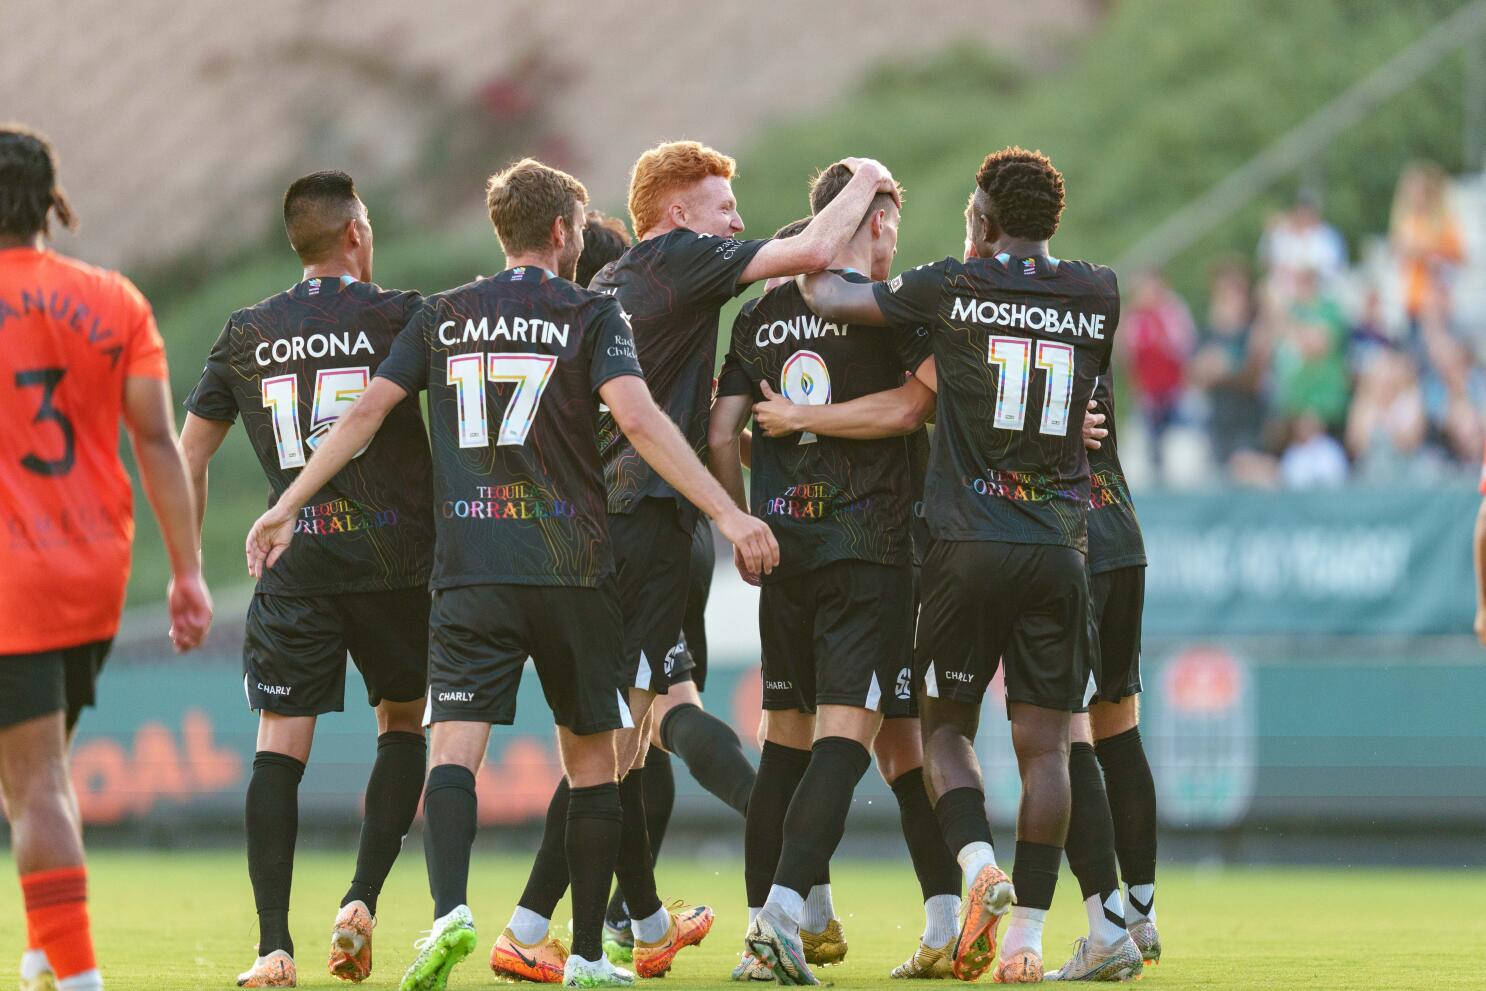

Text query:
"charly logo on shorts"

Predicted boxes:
[[764, 680, 793, 691], [257, 682, 292, 696], [895, 667, 912, 700], [943, 670, 975, 683], [437, 690, 475, 703]]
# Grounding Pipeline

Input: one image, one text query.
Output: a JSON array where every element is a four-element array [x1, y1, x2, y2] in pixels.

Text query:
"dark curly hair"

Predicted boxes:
[[0, 124, 76, 240], [576, 210, 632, 287], [975, 146, 1064, 241]]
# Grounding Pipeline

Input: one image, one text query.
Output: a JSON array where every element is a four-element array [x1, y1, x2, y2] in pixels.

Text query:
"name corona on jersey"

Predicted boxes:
[[754, 313, 848, 347], [254, 331, 374, 366], [950, 297, 1106, 338], [438, 315, 570, 349]]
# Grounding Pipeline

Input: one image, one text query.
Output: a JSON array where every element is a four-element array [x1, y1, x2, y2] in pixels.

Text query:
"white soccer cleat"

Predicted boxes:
[[1046, 935, 1144, 982], [20, 948, 56, 991], [562, 953, 636, 987]]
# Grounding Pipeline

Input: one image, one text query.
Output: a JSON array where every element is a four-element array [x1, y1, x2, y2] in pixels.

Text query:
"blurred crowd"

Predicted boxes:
[[1121, 162, 1484, 489]]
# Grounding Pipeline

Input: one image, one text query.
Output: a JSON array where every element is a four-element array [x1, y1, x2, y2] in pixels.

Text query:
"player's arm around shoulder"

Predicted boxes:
[[739, 158, 898, 285]]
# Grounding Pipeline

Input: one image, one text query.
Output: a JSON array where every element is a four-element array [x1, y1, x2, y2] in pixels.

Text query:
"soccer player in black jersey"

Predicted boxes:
[[179, 171, 433, 988], [508, 140, 898, 978], [245, 159, 777, 990], [797, 148, 1120, 983]]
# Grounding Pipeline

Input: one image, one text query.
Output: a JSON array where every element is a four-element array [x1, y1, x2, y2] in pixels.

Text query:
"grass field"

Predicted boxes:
[[1, 851, 1483, 989]]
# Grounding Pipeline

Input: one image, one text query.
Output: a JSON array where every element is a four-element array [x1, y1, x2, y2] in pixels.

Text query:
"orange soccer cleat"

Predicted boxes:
[[993, 948, 1045, 984], [237, 949, 297, 988], [490, 927, 569, 983], [952, 865, 1015, 982], [633, 903, 715, 978], [329, 900, 375, 982]]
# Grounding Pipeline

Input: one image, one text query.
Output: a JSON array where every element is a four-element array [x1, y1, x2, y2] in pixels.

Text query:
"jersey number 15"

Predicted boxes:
[[261, 367, 371, 470]]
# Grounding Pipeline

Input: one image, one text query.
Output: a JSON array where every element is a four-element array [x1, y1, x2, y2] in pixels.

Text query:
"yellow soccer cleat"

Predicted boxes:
[[890, 938, 956, 979], [952, 865, 1015, 982], [237, 949, 297, 987], [490, 927, 569, 984], [633, 903, 715, 978], [800, 918, 848, 966], [329, 900, 375, 982], [993, 948, 1045, 984]]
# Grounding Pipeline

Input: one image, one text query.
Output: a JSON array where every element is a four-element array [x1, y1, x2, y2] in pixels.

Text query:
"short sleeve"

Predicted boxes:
[[872, 259, 949, 330], [121, 278, 168, 380], [662, 231, 769, 306], [376, 301, 433, 394], [715, 351, 755, 399], [892, 325, 934, 375], [183, 319, 239, 422], [588, 297, 644, 394]]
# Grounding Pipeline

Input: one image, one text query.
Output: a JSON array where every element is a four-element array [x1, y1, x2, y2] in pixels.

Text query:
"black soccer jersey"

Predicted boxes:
[[907, 425, 932, 567], [1087, 372, 1146, 573], [375, 266, 643, 589], [719, 273, 927, 582], [590, 228, 767, 527], [184, 276, 433, 596], [873, 254, 1120, 553]]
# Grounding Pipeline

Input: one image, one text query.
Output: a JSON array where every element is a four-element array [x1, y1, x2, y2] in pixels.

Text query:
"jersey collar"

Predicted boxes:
[[494, 265, 555, 283]]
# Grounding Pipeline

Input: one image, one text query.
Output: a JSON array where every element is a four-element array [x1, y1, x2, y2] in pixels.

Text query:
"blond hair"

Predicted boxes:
[[628, 140, 736, 236], [486, 158, 589, 256]]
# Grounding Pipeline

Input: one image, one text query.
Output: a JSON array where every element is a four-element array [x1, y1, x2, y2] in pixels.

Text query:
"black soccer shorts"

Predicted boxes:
[[1078, 565, 1146, 711], [917, 540, 1091, 712], [663, 518, 715, 691], [609, 497, 696, 694], [425, 581, 628, 735], [0, 639, 111, 731], [243, 586, 429, 716], [759, 559, 916, 716]]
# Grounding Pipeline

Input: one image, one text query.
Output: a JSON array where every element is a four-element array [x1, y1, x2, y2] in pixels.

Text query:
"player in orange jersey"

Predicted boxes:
[[0, 124, 213, 991]]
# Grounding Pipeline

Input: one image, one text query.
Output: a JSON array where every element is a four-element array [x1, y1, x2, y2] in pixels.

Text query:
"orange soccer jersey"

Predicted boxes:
[[0, 246, 168, 654]]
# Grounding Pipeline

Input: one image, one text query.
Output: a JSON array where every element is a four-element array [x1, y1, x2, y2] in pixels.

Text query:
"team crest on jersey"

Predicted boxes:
[[895, 667, 912, 700], [888, 274, 904, 293], [1022, 257, 1037, 276], [307, 278, 322, 295]]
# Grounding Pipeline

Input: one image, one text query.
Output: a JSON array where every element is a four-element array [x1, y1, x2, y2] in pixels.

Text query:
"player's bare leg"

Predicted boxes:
[[330, 697, 427, 983], [920, 695, 1013, 982], [236, 713, 316, 987], [1089, 697, 1159, 964], [2, 711, 101, 991], [874, 718, 961, 979]]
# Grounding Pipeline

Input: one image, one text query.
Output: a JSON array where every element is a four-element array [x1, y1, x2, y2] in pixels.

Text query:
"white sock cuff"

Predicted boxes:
[[633, 905, 671, 944], [922, 893, 961, 947], [508, 906, 550, 944], [764, 884, 806, 928]]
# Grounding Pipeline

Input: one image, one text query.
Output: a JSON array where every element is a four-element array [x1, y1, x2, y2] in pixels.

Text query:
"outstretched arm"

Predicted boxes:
[[124, 376, 214, 652], [797, 270, 890, 326], [738, 158, 898, 285], [602, 375, 779, 576], [246, 377, 407, 577]]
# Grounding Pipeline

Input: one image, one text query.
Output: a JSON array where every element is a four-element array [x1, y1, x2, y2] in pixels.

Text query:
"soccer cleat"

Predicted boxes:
[[890, 938, 956, 979], [800, 917, 848, 966], [632, 903, 714, 978], [20, 948, 56, 991], [562, 954, 636, 988], [1046, 936, 1144, 982], [602, 919, 634, 965], [329, 899, 375, 982], [746, 911, 819, 986], [992, 949, 1045, 984], [731, 946, 774, 982], [1126, 921, 1161, 965], [952, 864, 1016, 982], [399, 905, 476, 991], [237, 949, 297, 987], [491, 927, 569, 983]]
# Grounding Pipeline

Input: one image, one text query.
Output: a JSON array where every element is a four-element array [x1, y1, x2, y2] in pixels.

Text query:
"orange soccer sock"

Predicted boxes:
[[20, 866, 97, 979]]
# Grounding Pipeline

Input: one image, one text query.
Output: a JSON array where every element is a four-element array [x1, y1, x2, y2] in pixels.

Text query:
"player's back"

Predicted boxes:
[[1087, 371, 1145, 572], [185, 275, 434, 595], [0, 247, 169, 652], [377, 266, 642, 589], [881, 253, 1119, 552], [721, 274, 924, 579]]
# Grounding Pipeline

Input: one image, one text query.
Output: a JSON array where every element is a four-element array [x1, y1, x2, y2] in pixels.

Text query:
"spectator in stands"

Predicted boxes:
[[1280, 411, 1349, 489], [1416, 283, 1486, 466], [1345, 347, 1431, 484], [1267, 267, 1351, 437], [1189, 258, 1265, 469], [1123, 269, 1196, 481], [1390, 161, 1464, 339], [1258, 192, 1347, 303]]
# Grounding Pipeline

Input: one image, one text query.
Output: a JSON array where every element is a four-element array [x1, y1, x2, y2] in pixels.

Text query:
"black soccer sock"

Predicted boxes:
[[772, 737, 872, 899], [567, 783, 623, 961], [933, 786, 994, 855], [1095, 727, 1157, 892], [614, 768, 662, 922], [1012, 840, 1063, 912], [606, 749, 673, 928], [422, 764, 477, 919], [744, 741, 812, 908], [247, 751, 305, 958], [518, 779, 571, 918], [1065, 742, 1122, 905], [343, 731, 426, 916], [892, 767, 962, 900], [660, 703, 755, 816]]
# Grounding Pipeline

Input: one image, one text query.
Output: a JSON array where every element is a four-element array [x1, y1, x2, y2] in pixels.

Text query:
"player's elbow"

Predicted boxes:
[[611, 397, 658, 444]]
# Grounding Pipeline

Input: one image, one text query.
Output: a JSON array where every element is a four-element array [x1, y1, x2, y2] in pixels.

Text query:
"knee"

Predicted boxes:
[[1089, 697, 1139, 741], [565, 737, 619, 789], [377, 701, 427, 737], [872, 721, 922, 783]]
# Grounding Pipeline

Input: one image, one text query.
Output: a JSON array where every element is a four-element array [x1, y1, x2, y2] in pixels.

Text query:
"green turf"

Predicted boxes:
[[0, 850, 1482, 988]]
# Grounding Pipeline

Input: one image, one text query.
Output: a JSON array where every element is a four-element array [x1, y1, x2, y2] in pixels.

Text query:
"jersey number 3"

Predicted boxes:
[[448, 352, 558, 448], [15, 368, 75, 477], [987, 336, 1074, 437]]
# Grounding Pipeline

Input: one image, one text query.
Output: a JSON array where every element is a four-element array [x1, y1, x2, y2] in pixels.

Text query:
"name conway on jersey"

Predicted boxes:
[[873, 253, 1119, 552], [720, 272, 927, 580], [374, 266, 642, 588], [185, 275, 433, 595]]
